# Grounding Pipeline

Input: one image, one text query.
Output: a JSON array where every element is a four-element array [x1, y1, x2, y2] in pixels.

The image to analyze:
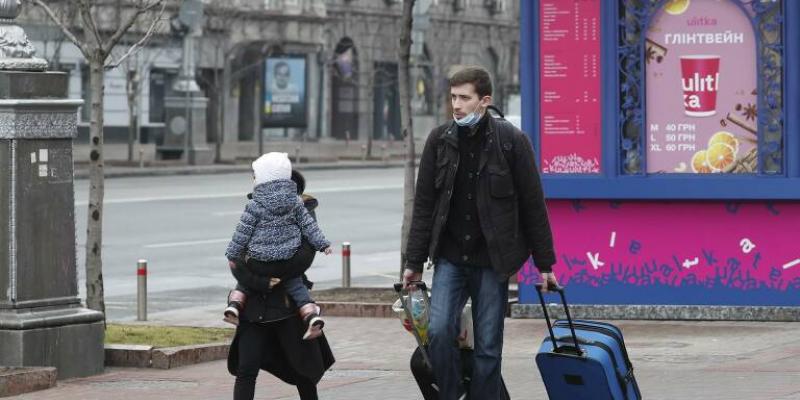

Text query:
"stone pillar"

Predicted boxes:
[[0, 0, 104, 379], [163, 94, 213, 164]]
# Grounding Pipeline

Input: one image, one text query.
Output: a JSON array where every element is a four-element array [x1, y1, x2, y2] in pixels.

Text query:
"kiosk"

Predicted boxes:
[[516, 0, 799, 320]]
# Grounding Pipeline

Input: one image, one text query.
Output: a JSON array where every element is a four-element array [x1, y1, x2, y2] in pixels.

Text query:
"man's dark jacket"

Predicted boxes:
[[404, 115, 556, 279]]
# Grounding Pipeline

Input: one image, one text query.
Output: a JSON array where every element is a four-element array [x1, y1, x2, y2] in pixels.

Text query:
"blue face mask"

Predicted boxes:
[[454, 104, 484, 127]]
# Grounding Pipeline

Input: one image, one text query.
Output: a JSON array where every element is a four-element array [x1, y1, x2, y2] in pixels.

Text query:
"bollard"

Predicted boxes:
[[294, 146, 301, 164], [342, 242, 351, 288], [361, 144, 367, 161], [138, 147, 144, 168], [137, 259, 147, 321], [381, 144, 388, 163]]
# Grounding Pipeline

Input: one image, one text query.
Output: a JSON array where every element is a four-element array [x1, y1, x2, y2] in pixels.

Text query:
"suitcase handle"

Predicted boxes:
[[535, 283, 583, 355], [393, 281, 428, 293]]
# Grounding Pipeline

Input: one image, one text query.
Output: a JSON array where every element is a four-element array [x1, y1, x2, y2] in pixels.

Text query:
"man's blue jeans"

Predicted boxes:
[[428, 258, 509, 399]]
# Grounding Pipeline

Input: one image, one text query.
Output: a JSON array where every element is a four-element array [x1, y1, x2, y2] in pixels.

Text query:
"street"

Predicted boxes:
[[73, 167, 406, 320]]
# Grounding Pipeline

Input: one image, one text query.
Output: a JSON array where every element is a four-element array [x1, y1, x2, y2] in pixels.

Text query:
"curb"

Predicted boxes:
[[104, 343, 229, 369], [104, 344, 153, 368], [74, 161, 407, 179], [510, 303, 800, 321], [317, 298, 519, 319], [0, 367, 57, 397], [318, 302, 395, 318]]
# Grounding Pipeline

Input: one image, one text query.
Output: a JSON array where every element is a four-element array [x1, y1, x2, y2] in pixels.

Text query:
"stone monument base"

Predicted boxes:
[[0, 307, 105, 379]]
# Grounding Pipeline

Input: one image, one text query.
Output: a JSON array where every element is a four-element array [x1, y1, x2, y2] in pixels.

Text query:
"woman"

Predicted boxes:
[[228, 170, 335, 400]]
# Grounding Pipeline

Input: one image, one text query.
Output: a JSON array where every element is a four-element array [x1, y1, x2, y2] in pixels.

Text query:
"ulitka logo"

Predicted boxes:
[[680, 55, 720, 117]]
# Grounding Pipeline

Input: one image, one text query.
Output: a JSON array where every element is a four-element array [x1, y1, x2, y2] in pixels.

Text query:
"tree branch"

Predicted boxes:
[[27, 0, 88, 56], [104, 1, 166, 70], [103, 0, 164, 54], [77, 0, 103, 49]]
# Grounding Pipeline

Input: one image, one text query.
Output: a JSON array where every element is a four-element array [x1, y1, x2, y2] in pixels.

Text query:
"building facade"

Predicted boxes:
[[19, 0, 520, 161]]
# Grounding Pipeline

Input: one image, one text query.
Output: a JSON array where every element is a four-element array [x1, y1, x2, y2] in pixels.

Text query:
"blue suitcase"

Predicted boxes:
[[534, 284, 641, 400]]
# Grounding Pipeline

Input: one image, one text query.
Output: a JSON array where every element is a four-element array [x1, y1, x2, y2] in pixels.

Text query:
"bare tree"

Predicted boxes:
[[117, 42, 166, 163], [399, 0, 415, 274], [26, 0, 166, 316], [21, 2, 78, 69], [199, 1, 246, 162], [124, 54, 143, 163]]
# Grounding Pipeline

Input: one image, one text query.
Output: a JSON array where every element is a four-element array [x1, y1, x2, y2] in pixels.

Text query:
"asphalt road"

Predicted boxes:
[[73, 167, 407, 320]]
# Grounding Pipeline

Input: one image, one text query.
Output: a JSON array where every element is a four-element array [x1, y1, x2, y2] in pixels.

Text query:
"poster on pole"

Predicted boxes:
[[263, 56, 308, 128], [538, 0, 602, 174], [645, 0, 757, 174]]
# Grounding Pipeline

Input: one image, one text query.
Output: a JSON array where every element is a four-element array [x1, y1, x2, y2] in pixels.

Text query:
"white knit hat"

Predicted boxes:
[[252, 152, 291, 186]]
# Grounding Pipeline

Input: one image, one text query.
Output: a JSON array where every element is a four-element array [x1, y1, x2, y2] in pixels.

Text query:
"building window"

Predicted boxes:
[[486, 0, 505, 14], [149, 68, 178, 124]]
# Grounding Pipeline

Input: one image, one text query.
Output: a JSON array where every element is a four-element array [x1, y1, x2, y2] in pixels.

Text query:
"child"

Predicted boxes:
[[224, 152, 332, 340]]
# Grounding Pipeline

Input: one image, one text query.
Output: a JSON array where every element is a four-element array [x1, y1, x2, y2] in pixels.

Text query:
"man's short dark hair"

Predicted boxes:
[[274, 61, 290, 74], [449, 66, 493, 98]]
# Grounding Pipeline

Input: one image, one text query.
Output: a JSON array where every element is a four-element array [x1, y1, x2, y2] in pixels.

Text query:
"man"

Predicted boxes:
[[403, 66, 557, 399]]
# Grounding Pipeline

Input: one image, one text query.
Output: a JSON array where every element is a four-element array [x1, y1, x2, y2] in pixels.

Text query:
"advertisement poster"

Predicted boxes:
[[264, 56, 307, 128], [646, 0, 757, 174], [518, 200, 800, 306], [538, 0, 602, 174]]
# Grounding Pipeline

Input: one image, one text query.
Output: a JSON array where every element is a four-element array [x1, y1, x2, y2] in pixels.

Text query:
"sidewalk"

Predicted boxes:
[[74, 160, 407, 179], [8, 307, 800, 399]]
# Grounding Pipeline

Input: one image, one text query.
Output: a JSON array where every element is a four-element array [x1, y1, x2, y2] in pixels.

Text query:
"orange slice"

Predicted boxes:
[[706, 143, 737, 172], [691, 150, 712, 173], [664, 0, 690, 15], [708, 131, 739, 154]]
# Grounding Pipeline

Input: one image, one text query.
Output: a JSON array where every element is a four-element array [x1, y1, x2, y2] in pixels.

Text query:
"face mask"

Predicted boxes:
[[454, 103, 484, 127]]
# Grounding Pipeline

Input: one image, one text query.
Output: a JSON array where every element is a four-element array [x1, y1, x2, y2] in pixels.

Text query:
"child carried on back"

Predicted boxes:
[[224, 152, 332, 340]]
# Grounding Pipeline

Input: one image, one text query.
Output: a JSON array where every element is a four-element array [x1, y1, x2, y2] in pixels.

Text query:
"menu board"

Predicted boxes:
[[539, 0, 602, 174]]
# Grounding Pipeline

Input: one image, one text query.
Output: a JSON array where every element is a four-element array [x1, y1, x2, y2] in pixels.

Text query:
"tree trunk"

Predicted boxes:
[[216, 55, 227, 163], [85, 55, 107, 317], [399, 0, 416, 276], [126, 70, 139, 163]]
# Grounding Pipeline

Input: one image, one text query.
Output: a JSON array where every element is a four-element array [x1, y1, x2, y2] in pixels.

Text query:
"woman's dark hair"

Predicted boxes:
[[449, 66, 493, 98], [291, 170, 306, 195]]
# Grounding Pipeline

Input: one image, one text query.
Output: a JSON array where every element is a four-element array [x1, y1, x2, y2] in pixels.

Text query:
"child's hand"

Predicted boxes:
[[323, 247, 333, 255], [228, 260, 237, 269]]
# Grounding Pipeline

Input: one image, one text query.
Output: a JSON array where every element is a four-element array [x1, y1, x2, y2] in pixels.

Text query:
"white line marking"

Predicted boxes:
[[77, 193, 240, 206], [782, 259, 800, 270], [144, 238, 230, 249], [609, 231, 616, 248], [369, 273, 400, 280], [212, 211, 242, 217], [75, 185, 402, 206]]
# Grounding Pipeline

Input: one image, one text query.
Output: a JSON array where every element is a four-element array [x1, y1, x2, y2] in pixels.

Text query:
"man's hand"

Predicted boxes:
[[228, 260, 237, 270], [539, 272, 559, 293], [323, 247, 333, 255], [402, 268, 422, 290]]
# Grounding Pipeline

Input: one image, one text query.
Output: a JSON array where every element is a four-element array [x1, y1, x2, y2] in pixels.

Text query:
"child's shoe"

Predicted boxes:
[[299, 303, 324, 340], [224, 290, 247, 326], [223, 302, 241, 326]]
